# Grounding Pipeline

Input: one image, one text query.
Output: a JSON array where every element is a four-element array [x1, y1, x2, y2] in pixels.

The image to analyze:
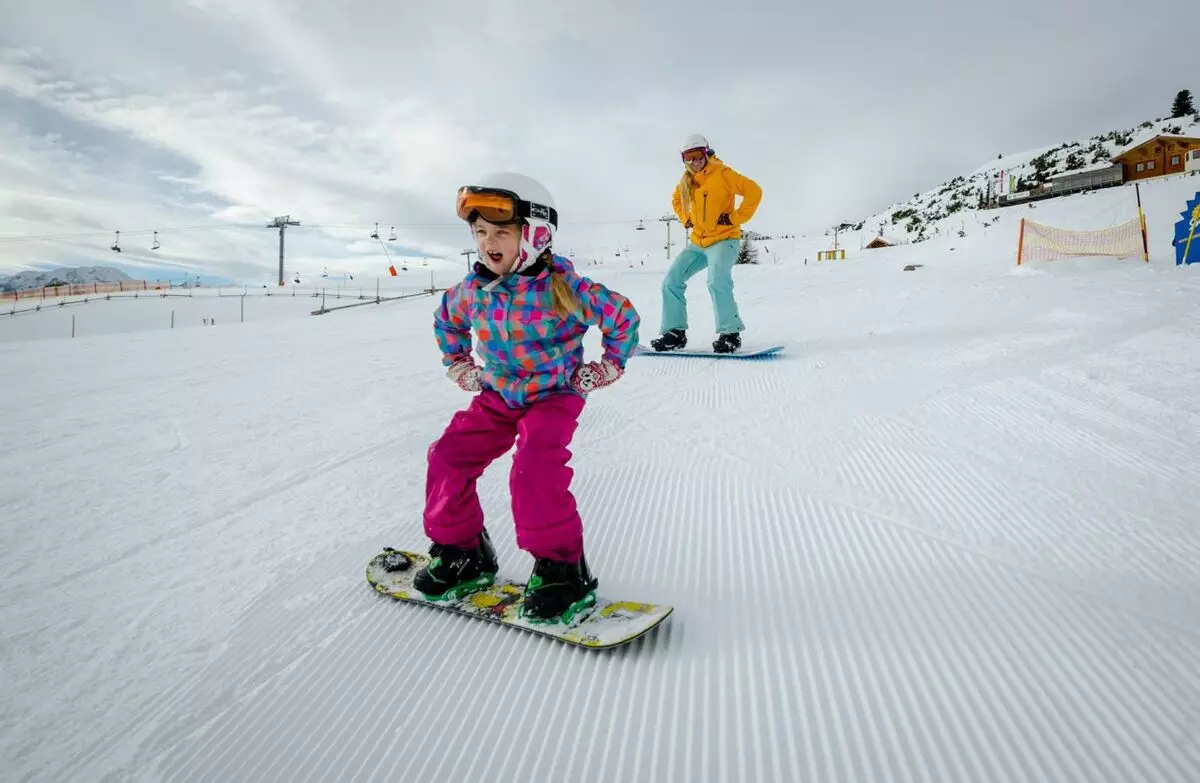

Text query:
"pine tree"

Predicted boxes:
[[1171, 89, 1195, 118], [735, 236, 759, 264]]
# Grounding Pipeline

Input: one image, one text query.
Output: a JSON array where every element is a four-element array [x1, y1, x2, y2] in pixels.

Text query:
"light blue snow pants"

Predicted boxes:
[[660, 238, 745, 334]]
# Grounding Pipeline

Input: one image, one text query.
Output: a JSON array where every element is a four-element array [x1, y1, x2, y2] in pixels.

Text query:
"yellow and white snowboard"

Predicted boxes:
[[366, 548, 673, 650]]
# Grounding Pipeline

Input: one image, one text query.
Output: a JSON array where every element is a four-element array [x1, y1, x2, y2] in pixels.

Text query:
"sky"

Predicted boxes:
[[0, 0, 1194, 283]]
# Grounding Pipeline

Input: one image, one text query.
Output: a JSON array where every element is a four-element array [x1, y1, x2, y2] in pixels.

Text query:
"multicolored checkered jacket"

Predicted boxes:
[[434, 254, 641, 408]]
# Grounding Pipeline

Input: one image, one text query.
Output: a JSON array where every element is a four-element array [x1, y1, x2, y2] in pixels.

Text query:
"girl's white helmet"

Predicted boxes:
[[466, 172, 557, 273]]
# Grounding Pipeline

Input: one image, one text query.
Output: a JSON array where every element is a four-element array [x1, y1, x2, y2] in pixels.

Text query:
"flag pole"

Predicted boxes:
[[1136, 183, 1149, 262]]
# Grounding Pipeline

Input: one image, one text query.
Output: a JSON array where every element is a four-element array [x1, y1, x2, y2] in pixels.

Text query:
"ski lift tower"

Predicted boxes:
[[267, 215, 300, 286], [658, 214, 679, 259]]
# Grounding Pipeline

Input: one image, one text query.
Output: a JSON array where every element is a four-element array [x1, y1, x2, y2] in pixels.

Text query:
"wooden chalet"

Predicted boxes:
[[1110, 134, 1200, 181]]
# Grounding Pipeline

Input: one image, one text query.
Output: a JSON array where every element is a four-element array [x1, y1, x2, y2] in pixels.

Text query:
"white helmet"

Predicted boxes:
[[460, 171, 557, 274], [680, 133, 711, 154]]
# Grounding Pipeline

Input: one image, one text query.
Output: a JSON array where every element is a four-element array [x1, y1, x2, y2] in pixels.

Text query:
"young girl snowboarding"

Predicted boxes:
[[412, 172, 640, 625], [651, 133, 762, 354]]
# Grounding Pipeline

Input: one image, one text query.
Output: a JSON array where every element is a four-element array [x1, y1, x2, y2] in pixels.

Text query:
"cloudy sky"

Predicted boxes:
[[0, 0, 1192, 282]]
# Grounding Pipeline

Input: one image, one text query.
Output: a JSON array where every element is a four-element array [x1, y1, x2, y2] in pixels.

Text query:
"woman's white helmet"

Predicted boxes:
[[467, 171, 557, 273], [680, 133, 712, 155]]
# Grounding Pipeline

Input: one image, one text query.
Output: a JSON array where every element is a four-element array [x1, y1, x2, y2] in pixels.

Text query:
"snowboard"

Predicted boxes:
[[365, 548, 673, 650], [632, 343, 784, 359]]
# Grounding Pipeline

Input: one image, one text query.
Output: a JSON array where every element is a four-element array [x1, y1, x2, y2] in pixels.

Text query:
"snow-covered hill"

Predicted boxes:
[[836, 113, 1200, 249], [1, 264, 133, 291], [2, 171, 1199, 781]]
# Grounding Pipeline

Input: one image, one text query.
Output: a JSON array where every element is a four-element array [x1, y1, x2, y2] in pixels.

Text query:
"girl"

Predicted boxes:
[[651, 133, 762, 354], [413, 172, 640, 625]]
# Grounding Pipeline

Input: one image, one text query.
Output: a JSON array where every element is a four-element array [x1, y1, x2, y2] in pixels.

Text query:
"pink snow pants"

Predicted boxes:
[[424, 389, 586, 563]]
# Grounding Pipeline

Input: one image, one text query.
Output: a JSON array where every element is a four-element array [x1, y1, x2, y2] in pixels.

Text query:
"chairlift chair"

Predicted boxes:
[[370, 222, 380, 240], [636, 220, 646, 231], [388, 226, 397, 241], [151, 231, 160, 250], [111, 230, 122, 252]]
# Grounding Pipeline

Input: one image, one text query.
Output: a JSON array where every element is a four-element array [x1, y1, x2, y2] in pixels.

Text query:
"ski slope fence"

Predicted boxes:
[[3, 283, 438, 319], [0, 279, 167, 301]]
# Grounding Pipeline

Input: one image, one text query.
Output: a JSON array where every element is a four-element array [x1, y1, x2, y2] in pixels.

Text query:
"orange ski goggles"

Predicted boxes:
[[455, 186, 558, 227], [457, 186, 519, 224]]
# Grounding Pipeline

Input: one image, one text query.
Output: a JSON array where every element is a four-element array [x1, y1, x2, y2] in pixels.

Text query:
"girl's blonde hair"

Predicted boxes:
[[541, 249, 580, 320]]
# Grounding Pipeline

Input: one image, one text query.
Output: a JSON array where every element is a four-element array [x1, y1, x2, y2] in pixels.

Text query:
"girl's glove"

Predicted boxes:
[[570, 358, 623, 395], [446, 357, 482, 392]]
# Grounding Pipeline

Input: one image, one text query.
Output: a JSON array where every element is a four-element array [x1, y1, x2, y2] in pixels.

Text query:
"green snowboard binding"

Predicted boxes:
[[519, 554, 599, 626], [409, 529, 499, 602]]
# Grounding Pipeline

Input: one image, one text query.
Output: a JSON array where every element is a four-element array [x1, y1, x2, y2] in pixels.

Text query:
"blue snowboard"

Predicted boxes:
[[633, 343, 784, 360]]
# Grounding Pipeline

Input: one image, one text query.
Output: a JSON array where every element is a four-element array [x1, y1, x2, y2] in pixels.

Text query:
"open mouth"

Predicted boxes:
[[486, 251, 505, 265]]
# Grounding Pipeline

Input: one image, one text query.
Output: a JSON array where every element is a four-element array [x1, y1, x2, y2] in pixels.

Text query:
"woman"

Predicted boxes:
[[650, 133, 762, 353]]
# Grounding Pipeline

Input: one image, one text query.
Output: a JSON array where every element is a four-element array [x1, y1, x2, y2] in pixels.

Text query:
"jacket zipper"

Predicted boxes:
[[501, 288, 512, 344], [703, 192, 708, 223]]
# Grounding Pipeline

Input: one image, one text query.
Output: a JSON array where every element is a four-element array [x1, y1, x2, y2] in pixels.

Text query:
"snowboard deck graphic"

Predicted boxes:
[[633, 343, 785, 359], [365, 549, 673, 650]]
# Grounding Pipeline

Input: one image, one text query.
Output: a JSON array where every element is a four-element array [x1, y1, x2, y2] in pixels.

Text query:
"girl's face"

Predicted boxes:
[[472, 218, 522, 275], [683, 148, 708, 172]]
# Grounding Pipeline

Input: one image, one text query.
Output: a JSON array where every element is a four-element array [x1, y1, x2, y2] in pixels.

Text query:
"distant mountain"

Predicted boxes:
[[1, 265, 134, 292], [838, 112, 1200, 244]]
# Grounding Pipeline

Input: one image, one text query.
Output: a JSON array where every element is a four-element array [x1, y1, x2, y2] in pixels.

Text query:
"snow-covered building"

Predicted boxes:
[[1110, 134, 1200, 180]]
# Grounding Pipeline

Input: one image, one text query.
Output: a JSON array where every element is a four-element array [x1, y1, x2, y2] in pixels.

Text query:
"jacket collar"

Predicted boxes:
[[692, 155, 725, 183], [472, 254, 549, 291]]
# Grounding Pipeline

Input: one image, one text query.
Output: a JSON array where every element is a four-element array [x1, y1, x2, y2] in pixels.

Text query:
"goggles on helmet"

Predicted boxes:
[[456, 185, 558, 227], [682, 147, 708, 163]]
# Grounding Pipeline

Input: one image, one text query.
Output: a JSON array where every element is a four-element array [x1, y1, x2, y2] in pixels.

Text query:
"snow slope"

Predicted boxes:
[[837, 113, 1200, 248], [2, 176, 1200, 782]]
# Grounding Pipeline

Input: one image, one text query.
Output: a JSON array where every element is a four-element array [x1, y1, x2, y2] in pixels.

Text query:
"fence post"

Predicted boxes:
[[72, 314, 75, 338], [171, 310, 175, 329], [241, 295, 245, 323]]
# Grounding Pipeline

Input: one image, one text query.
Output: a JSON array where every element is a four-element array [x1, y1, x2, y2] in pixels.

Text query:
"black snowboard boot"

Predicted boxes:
[[650, 328, 687, 352], [713, 332, 741, 353], [413, 528, 499, 601], [520, 554, 599, 625]]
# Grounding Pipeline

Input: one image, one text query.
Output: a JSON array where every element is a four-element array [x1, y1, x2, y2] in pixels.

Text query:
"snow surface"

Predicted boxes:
[[847, 114, 1200, 250], [3, 175, 1200, 782]]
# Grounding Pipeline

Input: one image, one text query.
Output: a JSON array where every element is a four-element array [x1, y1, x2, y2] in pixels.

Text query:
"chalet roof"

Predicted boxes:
[[1110, 134, 1200, 162]]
